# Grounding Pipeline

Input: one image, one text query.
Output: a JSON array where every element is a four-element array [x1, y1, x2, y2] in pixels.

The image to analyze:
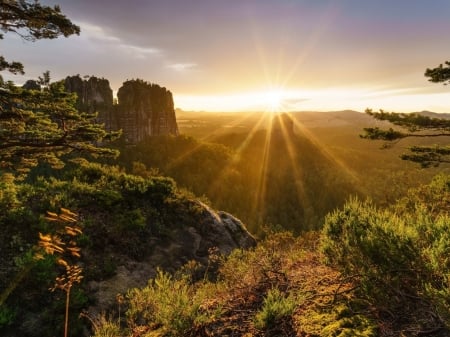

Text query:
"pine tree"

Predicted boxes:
[[0, 2, 119, 172], [362, 60, 450, 167], [1, 78, 119, 172], [0, 0, 80, 75]]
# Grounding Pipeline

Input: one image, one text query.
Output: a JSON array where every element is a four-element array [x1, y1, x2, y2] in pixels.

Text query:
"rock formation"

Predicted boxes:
[[88, 200, 256, 315], [116, 79, 179, 143], [64, 75, 114, 129], [64, 76, 179, 142], [22, 80, 41, 91]]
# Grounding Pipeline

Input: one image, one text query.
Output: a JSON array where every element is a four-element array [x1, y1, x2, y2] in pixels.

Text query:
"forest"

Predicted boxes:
[[2, 1, 450, 336]]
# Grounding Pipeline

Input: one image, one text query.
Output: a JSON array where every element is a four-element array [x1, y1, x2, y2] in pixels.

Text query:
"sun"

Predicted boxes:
[[262, 88, 286, 113], [265, 90, 282, 112]]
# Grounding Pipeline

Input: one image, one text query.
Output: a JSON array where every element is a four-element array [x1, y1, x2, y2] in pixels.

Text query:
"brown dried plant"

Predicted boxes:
[[36, 208, 83, 337]]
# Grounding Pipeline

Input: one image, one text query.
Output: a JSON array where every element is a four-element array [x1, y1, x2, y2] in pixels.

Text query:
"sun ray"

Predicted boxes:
[[166, 112, 265, 171], [274, 113, 313, 228], [252, 112, 274, 225], [281, 3, 340, 88], [288, 113, 362, 185], [207, 112, 271, 195]]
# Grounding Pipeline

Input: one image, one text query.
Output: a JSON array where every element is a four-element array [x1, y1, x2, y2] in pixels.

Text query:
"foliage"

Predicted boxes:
[[0, 304, 15, 328], [362, 109, 450, 166], [425, 60, 450, 85], [1, 1, 117, 173], [321, 199, 420, 290], [362, 60, 450, 167], [126, 269, 212, 336], [296, 302, 377, 337], [115, 129, 359, 233], [91, 232, 381, 336], [36, 208, 83, 337], [253, 288, 296, 329], [0, 0, 79, 74], [321, 176, 450, 333], [1, 156, 233, 335], [89, 315, 121, 337], [0, 80, 119, 173], [0, 172, 18, 210]]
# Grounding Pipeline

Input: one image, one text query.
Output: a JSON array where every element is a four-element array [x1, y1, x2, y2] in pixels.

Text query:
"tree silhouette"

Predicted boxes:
[[0, 0, 79, 75], [0, 2, 119, 172], [425, 61, 450, 85], [362, 60, 450, 167], [0, 78, 119, 173]]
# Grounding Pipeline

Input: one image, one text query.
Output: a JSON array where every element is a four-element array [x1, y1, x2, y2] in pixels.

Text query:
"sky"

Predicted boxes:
[[3, 0, 450, 113]]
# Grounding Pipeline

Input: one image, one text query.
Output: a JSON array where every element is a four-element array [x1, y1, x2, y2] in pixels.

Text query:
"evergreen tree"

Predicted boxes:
[[0, 79, 119, 172], [425, 60, 450, 85], [362, 60, 450, 167], [0, 2, 118, 172], [0, 0, 80, 75]]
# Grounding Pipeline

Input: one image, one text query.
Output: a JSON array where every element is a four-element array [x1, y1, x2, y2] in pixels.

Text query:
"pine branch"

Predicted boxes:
[[365, 109, 450, 132]]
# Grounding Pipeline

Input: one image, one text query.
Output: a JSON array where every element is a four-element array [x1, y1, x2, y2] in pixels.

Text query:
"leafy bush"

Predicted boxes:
[[321, 185, 450, 330], [254, 288, 296, 329], [90, 315, 121, 337], [0, 305, 15, 328], [126, 269, 212, 336], [321, 199, 420, 294]]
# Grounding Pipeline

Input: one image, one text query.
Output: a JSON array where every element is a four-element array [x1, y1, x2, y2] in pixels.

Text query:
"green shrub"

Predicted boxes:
[[298, 302, 378, 337], [321, 194, 450, 328], [0, 305, 15, 328], [321, 199, 419, 291], [254, 288, 296, 329], [116, 209, 147, 232], [126, 269, 211, 336], [91, 315, 121, 337]]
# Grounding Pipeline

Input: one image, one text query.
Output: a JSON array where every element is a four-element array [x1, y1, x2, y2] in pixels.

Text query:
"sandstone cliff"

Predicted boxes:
[[63, 76, 179, 142], [64, 75, 113, 128], [116, 79, 179, 143]]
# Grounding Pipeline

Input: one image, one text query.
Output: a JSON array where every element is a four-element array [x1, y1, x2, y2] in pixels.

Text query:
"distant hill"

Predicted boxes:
[[414, 110, 450, 119]]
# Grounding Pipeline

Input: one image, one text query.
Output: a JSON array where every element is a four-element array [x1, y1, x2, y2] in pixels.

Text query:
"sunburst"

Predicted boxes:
[[264, 89, 285, 113]]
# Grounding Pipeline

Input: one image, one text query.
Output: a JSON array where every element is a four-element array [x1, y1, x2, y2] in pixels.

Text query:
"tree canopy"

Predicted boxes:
[[0, 0, 80, 74], [362, 60, 450, 167], [425, 60, 450, 85], [0, 80, 119, 172], [0, 2, 118, 173]]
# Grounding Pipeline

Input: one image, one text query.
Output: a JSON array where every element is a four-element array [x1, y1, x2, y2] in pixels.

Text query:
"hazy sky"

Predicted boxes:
[[3, 0, 450, 112]]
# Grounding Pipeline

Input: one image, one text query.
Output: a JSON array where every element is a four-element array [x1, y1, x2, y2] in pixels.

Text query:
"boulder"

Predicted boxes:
[[87, 200, 256, 316]]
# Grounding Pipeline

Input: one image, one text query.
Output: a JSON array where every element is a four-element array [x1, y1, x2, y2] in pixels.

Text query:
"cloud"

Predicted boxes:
[[79, 21, 162, 59], [167, 63, 197, 71], [120, 44, 161, 59], [78, 22, 121, 43]]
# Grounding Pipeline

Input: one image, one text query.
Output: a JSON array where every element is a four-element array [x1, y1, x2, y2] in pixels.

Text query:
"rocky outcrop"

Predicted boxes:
[[116, 79, 179, 143], [22, 80, 41, 91], [64, 75, 114, 128], [63, 76, 179, 142], [87, 200, 256, 315]]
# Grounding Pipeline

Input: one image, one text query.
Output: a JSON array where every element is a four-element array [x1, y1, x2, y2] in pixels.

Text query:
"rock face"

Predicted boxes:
[[87, 200, 256, 315], [64, 76, 179, 142], [116, 79, 179, 143], [64, 75, 114, 128], [22, 80, 41, 91]]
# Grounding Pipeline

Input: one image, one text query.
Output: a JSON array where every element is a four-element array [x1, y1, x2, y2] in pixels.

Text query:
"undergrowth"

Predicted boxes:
[[92, 231, 379, 337]]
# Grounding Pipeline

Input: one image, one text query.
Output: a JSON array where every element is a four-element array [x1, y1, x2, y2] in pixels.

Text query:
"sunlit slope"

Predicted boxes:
[[209, 114, 362, 232], [120, 110, 450, 233]]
